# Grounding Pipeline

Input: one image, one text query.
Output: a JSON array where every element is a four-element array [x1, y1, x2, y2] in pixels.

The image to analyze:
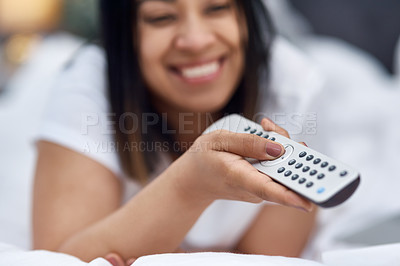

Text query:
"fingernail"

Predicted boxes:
[[295, 206, 311, 213], [296, 202, 314, 213], [266, 142, 283, 157]]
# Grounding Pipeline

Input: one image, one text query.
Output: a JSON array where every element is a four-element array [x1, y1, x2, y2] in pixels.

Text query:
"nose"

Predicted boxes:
[[174, 16, 216, 53]]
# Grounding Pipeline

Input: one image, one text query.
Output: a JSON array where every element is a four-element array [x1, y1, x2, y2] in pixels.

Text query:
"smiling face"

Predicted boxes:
[[137, 0, 246, 113]]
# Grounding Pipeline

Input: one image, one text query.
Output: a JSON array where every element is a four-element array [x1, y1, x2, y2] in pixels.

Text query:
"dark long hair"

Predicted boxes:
[[100, 0, 275, 182]]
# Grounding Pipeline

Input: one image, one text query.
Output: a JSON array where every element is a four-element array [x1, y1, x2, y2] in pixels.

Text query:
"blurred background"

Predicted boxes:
[[289, 0, 400, 74], [0, 0, 399, 255], [0, 0, 98, 93]]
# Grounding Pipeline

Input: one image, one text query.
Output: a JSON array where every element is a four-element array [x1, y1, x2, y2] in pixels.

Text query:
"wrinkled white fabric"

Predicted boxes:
[[0, 243, 111, 266], [132, 252, 325, 266]]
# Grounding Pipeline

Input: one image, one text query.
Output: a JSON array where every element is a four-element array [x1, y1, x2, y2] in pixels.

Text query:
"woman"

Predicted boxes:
[[33, 0, 316, 264]]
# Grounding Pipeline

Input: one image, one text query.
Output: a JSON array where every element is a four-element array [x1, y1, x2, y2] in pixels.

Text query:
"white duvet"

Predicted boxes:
[[2, 242, 400, 266], [0, 243, 326, 266]]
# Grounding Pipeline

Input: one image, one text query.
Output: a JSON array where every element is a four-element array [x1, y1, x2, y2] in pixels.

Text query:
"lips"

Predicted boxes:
[[169, 57, 225, 84]]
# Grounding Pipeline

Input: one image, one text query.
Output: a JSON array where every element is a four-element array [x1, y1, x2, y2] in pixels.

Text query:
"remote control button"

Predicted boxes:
[[256, 131, 263, 136], [329, 165, 336, 171], [291, 174, 299, 180], [310, 170, 317, 176], [299, 151, 307, 158], [317, 173, 325, 180], [321, 162, 329, 168], [260, 145, 294, 167], [302, 166, 310, 172], [277, 167, 285, 173], [288, 159, 296, 165], [313, 158, 321, 164], [317, 187, 326, 194], [299, 178, 306, 184], [284, 170, 292, 177], [306, 182, 314, 188], [340, 170, 348, 177], [263, 134, 269, 139], [270, 137, 276, 141], [250, 129, 257, 134], [295, 163, 303, 169], [244, 126, 251, 131], [306, 155, 314, 161]]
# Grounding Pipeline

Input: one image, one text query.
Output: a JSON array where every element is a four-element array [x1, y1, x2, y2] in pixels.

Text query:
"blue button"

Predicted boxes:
[[317, 187, 325, 194]]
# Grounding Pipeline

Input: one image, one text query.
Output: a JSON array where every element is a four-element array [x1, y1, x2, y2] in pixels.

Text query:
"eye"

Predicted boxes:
[[206, 3, 232, 14], [144, 14, 177, 26]]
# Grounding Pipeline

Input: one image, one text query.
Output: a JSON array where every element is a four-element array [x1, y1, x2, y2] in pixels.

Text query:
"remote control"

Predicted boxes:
[[203, 114, 361, 208]]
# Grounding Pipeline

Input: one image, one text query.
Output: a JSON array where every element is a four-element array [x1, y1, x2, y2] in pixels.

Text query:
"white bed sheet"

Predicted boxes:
[[2, 243, 400, 266], [0, 243, 326, 266], [0, 243, 110, 266]]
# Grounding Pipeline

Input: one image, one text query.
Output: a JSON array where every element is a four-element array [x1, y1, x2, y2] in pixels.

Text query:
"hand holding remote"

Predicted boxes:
[[169, 118, 314, 213], [203, 114, 361, 208]]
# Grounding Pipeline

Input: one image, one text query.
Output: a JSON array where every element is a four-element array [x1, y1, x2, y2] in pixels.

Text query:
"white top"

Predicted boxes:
[[37, 37, 323, 251]]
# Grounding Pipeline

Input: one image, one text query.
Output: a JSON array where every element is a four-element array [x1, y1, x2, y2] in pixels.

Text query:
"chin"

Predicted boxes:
[[180, 98, 231, 114]]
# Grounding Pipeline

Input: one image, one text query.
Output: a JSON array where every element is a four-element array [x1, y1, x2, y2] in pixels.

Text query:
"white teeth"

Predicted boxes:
[[181, 61, 220, 79]]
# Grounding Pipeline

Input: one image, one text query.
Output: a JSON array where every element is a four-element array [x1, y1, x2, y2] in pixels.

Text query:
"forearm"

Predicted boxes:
[[235, 204, 317, 257], [57, 172, 212, 262]]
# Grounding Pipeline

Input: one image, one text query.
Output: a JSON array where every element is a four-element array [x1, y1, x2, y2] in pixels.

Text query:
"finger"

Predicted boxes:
[[204, 130, 284, 160], [299, 141, 308, 147], [105, 253, 125, 266], [240, 168, 314, 212], [261, 118, 290, 138]]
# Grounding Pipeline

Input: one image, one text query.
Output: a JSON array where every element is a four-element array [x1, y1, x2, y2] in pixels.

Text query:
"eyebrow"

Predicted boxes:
[[137, 0, 176, 5]]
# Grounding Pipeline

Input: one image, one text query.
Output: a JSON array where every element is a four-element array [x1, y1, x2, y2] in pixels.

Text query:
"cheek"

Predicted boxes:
[[214, 19, 245, 70], [138, 27, 172, 76], [215, 16, 243, 47]]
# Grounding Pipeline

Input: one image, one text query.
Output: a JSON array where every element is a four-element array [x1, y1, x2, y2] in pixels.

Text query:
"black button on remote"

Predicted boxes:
[[270, 137, 276, 141], [244, 126, 251, 131], [288, 159, 296, 165], [302, 166, 310, 172], [310, 170, 317, 176], [250, 129, 257, 134], [317, 173, 325, 180], [292, 174, 299, 180], [263, 134, 269, 139], [299, 151, 307, 158], [306, 155, 314, 161], [306, 182, 314, 188], [313, 158, 321, 164], [340, 171, 348, 177], [329, 165, 336, 171], [295, 163, 303, 169], [299, 178, 306, 184], [321, 162, 329, 168], [284, 171, 292, 177], [277, 167, 285, 173], [256, 131, 263, 136]]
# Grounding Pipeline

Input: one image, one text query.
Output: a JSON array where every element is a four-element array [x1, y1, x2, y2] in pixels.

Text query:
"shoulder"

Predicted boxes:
[[50, 44, 108, 111], [38, 43, 123, 175], [63, 44, 106, 83]]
